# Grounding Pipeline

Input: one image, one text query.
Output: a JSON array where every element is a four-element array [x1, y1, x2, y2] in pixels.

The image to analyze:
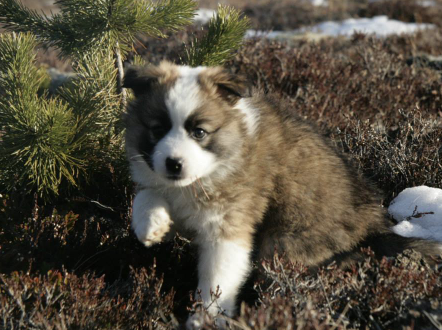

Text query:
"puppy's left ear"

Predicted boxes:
[[201, 68, 251, 105]]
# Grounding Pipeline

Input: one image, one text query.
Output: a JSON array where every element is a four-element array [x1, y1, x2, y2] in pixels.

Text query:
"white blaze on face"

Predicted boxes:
[[152, 66, 218, 187]]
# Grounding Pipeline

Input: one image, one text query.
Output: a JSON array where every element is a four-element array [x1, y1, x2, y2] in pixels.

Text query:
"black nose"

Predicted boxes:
[[165, 157, 183, 176]]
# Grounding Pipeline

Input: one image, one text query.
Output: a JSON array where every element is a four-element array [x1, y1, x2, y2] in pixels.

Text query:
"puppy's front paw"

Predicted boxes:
[[132, 208, 171, 247]]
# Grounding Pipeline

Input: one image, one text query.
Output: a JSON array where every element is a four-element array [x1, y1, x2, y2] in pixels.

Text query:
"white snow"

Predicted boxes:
[[389, 186, 442, 243], [420, 0, 437, 6], [301, 15, 435, 37], [244, 30, 288, 39], [245, 16, 434, 40], [369, 0, 436, 6], [194, 8, 215, 25], [310, 0, 328, 6]]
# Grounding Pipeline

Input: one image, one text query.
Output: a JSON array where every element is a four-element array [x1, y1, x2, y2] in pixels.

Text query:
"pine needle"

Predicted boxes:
[[185, 5, 250, 67]]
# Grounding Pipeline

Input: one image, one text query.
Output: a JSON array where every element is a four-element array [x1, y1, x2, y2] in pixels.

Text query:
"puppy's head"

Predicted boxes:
[[124, 61, 255, 187]]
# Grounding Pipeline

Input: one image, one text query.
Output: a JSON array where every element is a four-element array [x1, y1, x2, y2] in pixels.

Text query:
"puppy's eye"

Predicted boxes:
[[191, 128, 207, 140], [150, 125, 165, 139]]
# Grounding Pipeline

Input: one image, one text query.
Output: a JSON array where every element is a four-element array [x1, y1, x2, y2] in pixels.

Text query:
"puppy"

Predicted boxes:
[[123, 61, 441, 327]]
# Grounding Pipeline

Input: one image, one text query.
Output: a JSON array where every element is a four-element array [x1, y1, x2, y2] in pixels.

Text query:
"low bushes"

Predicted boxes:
[[1, 2, 442, 328]]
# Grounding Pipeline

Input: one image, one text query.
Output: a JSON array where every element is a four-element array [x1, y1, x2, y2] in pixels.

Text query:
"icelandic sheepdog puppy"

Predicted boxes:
[[123, 61, 441, 328]]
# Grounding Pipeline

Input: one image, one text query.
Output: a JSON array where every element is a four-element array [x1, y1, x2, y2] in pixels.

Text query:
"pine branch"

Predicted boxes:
[[185, 5, 250, 67], [0, 0, 52, 37], [59, 49, 120, 128], [44, 0, 112, 57], [129, 0, 197, 36], [108, 0, 197, 55], [0, 33, 41, 100], [0, 33, 124, 199], [0, 0, 106, 57], [0, 0, 196, 58], [0, 33, 85, 199], [64, 49, 127, 189]]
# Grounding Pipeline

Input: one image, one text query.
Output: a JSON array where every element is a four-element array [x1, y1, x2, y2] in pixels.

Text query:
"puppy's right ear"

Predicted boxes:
[[123, 66, 156, 97]]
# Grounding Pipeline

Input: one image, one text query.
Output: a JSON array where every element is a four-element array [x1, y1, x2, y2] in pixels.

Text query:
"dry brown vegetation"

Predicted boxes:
[[1, 0, 442, 329], [198, 0, 442, 29]]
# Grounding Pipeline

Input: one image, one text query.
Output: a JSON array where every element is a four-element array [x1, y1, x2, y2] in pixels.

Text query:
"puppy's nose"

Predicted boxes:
[[165, 157, 183, 176]]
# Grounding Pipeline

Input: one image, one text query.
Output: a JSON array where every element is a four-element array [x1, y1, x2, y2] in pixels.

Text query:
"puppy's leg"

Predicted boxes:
[[132, 189, 172, 247], [187, 238, 252, 329]]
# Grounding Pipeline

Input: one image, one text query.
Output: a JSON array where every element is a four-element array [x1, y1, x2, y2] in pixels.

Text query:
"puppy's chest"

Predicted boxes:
[[163, 189, 226, 239]]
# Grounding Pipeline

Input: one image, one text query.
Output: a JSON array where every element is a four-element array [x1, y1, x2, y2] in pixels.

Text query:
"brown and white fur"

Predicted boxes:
[[123, 61, 441, 328]]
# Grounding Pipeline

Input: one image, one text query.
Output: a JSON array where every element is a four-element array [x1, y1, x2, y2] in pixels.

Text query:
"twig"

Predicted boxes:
[[318, 275, 334, 316], [369, 315, 384, 330], [330, 302, 350, 330], [405, 205, 434, 221], [424, 311, 442, 330], [89, 200, 115, 212], [115, 41, 127, 109]]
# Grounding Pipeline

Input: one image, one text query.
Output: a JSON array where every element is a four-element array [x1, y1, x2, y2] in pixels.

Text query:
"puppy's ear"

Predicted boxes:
[[123, 66, 157, 97], [200, 68, 251, 105], [217, 74, 251, 104], [124, 62, 179, 97]]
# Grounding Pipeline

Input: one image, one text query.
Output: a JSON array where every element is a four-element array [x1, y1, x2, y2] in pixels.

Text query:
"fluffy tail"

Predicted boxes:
[[363, 231, 442, 265], [331, 230, 442, 268]]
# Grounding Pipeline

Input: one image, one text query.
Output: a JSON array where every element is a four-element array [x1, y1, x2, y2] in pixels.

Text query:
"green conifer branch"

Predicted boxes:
[[185, 5, 250, 67], [106, 0, 197, 57], [129, 0, 197, 36], [41, 0, 114, 57], [0, 0, 105, 57], [58, 48, 121, 143], [0, 0, 52, 37], [0, 33, 84, 198], [0, 0, 197, 58], [0, 34, 123, 199]]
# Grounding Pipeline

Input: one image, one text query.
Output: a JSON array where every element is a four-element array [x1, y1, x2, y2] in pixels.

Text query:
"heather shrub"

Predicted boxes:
[[242, 0, 366, 31], [231, 34, 442, 126], [362, 0, 442, 26], [2, 249, 440, 330], [213, 0, 442, 31], [334, 109, 442, 202], [1, 1, 442, 329], [0, 267, 175, 330], [236, 252, 442, 330]]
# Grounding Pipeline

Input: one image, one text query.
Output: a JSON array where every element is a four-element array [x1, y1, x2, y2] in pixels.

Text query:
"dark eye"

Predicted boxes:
[[191, 128, 207, 140], [150, 125, 165, 139]]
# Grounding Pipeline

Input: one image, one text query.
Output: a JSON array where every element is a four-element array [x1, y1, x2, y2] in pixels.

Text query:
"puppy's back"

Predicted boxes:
[[253, 95, 441, 267]]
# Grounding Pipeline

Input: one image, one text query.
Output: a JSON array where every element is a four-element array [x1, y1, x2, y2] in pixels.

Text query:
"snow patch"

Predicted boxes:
[[246, 16, 434, 40], [369, 0, 436, 6], [302, 15, 434, 37], [310, 0, 328, 6], [245, 30, 290, 39], [389, 186, 442, 242], [195, 8, 215, 25]]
